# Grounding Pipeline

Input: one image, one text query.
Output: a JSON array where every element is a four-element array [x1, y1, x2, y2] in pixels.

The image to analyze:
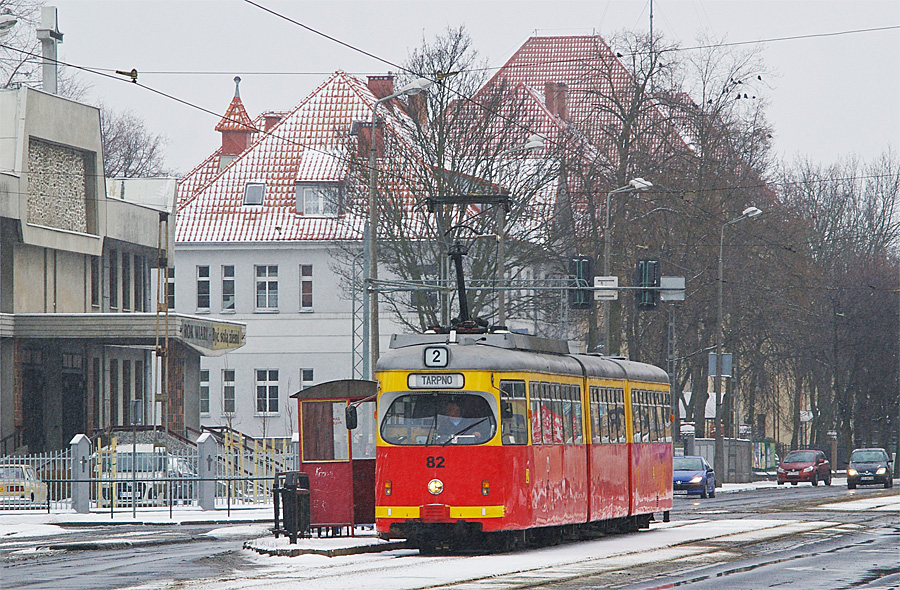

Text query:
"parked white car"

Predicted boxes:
[[0, 464, 48, 506], [97, 445, 196, 507]]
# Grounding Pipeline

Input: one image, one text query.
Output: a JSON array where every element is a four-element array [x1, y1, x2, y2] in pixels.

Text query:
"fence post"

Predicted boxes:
[[70, 434, 91, 513], [197, 433, 216, 510]]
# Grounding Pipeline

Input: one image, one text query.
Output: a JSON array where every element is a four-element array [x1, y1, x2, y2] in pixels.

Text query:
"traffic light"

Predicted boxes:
[[635, 259, 660, 310], [568, 256, 593, 309]]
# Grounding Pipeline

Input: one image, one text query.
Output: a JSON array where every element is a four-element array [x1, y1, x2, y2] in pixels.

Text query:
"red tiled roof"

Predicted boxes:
[[485, 35, 687, 164], [177, 72, 408, 244], [215, 95, 256, 133]]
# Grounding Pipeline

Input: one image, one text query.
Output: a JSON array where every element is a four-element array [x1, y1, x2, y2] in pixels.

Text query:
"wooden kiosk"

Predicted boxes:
[[290, 379, 376, 533]]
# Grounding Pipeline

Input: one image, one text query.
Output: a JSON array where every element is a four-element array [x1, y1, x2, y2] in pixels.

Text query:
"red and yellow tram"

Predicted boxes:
[[374, 331, 673, 550]]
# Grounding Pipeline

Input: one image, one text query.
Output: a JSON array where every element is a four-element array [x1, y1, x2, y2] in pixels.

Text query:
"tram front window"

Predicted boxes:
[[380, 393, 496, 445]]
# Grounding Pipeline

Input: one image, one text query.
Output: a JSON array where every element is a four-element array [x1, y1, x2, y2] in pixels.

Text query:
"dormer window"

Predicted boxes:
[[243, 182, 266, 206], [296, 183, 339, 216]]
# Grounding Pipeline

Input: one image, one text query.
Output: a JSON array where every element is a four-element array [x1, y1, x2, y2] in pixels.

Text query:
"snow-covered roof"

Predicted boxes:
[[177, 72, 399, 244]]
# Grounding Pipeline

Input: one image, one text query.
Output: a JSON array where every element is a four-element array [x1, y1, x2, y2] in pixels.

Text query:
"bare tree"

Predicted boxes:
[[338, 26, 562, 333], [99, 104, 173, 178]]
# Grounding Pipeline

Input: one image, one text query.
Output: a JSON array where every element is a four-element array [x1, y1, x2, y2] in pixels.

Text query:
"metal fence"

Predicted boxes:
[[0, 433, 297, 514], [0, 448, 72, 511]]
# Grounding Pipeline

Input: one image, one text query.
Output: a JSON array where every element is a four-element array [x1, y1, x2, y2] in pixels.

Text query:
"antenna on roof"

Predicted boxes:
[[233, 76, 241, 98]]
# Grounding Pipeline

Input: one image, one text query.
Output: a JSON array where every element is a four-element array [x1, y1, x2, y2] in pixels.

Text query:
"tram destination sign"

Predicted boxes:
[[408, 373, 465, 389]]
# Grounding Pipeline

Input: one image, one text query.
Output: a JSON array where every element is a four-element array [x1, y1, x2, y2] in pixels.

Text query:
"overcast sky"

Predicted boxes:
[[48, 0, 900, 176]]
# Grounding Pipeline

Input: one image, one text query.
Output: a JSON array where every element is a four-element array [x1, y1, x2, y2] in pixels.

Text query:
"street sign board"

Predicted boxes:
[[593, 275, 618, 300], [660, 276, 685, 301], [708, 352, 733, 377]]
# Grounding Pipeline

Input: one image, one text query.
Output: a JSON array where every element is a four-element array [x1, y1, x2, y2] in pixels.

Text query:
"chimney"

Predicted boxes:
[[544, 82, 569, 121], [544, 82, 557, 117], [367, 74, 395, 100], [262, 111, 284, 132], [356, 123, 384, 159], [36, 7, 63, 95], [216, 76, 257, 158], [407, 93, 427, 128]]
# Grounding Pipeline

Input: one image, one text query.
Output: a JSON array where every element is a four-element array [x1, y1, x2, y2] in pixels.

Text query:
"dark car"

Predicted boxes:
[[673, 455, 716, 498], [777, 449, 832, 486], [847, 448, 893, 489]]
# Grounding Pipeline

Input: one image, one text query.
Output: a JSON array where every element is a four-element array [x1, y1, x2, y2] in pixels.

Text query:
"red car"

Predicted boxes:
[[777, 449, 832, 486]]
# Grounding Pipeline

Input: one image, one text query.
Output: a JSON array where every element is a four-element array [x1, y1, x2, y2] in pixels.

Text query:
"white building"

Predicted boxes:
[[176, 73, 413, 440]]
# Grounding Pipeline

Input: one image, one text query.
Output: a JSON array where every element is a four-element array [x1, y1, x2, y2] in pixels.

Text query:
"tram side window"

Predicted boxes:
[[530, 382, 542, 445], [589, 387, 602, 444], [571, 384, 583, 444], [541, 383, 554, 445], [500, 380, 528, 445], [611, 388, 626, 443], [663, 393, 673, 442], [561, 384, 574, 444]]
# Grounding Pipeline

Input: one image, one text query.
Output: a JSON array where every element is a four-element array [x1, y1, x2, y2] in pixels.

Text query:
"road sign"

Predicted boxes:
[[660, 276, 685, 301], [708, 352, 733, 378], [593, 275, 618, 300]]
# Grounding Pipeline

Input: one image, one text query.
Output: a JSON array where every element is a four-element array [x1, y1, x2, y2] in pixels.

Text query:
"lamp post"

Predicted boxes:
[[495, 134, 545, 326], [602, 177, 653, 355], [714, 205, 762, 486], [364, 77, 432, 379]]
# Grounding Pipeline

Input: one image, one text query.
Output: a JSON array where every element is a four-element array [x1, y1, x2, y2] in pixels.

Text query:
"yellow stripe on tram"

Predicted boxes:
[[375, 505, 506, 519]]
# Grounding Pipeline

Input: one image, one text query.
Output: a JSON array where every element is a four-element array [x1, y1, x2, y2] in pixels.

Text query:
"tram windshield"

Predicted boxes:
[[380, 393, 496, 446]]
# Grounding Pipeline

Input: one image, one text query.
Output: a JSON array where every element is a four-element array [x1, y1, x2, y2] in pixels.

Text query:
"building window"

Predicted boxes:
[[199, 369, 210, 415], [256, 369, 279, 414], [90, 257, 100, 309], [300, 265, 313, 310], [222, 265, 235, 311], [243, 182, 265, 206], [297, 184, 338, 216], [167, 267, 175, 310], [109, 359, 119, 426], [301, 368, 314, 384], [197, 265, 210, 310], [122, 253, 131, 311], [122, 360, 132, 424], [133, 255, 144, 312], [255, 265, 278, 311], [223, 369, 236, 415], [109, 250, 118, 310]]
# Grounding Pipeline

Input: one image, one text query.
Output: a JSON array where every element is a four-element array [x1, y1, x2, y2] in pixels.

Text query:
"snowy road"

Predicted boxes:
[[2, 484, 898, 590]]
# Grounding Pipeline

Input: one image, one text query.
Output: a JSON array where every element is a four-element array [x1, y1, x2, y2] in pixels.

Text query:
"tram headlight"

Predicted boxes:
[[427, 478, 444, 495]]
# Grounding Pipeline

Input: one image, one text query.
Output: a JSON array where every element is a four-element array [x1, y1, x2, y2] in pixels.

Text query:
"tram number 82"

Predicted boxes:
[[426, 456, 445, 468]]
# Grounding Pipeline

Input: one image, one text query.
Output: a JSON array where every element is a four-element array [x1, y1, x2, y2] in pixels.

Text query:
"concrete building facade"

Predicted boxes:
[[0, 86, 245, 453]]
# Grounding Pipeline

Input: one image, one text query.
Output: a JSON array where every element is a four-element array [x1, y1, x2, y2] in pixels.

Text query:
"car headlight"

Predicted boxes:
[[802, 466, 814, 473], [847, 468, 858, 477], [689, 476, 703, 484], [777, 467, 785, 473], [876, 467, 887, 475], [427, 478, 444, 495]]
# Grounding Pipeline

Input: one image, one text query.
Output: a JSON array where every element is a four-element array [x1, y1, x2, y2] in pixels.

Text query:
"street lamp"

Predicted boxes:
[[714, 205, 762, 486], [365, 77, 433, 379], [494, 134, 546, 326], [0, 14, 17, 37], [602, 177, 653, 355]]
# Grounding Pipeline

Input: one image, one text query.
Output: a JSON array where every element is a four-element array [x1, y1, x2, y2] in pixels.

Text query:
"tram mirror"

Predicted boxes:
[[345, 405, 358, 430], [501, 401, 513, 419]]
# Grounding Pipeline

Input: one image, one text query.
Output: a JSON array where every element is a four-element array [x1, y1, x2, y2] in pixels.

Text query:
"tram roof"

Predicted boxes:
[[379, 332, 669, 384]]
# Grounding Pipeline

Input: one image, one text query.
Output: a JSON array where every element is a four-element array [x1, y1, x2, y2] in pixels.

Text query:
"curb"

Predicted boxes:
[[243, 539, 409, 557], [39, 535, 205, 551]]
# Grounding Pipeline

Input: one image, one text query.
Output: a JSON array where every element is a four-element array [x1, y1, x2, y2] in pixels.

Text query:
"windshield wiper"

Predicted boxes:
[[442, 417, 490, 446]]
